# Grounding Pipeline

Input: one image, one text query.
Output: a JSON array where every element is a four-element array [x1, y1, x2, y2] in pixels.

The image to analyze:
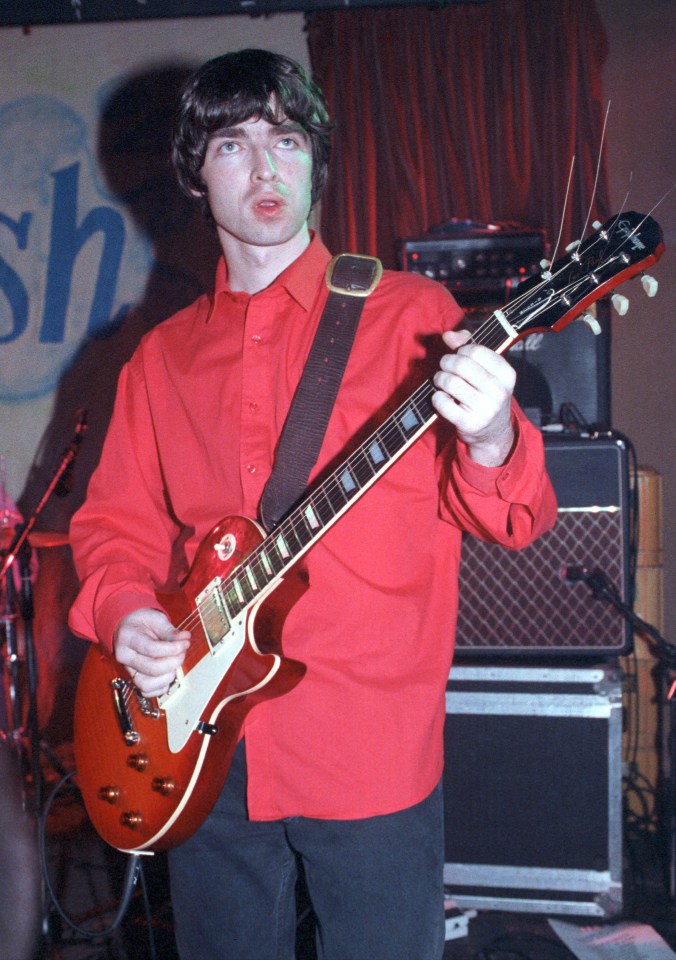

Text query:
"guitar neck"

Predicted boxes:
[[204, 209, 664, 627], [220, 376, 440, 617]]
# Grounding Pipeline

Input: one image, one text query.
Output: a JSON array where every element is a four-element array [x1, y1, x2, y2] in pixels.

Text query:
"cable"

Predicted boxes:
[[39, 768, 142, 939]]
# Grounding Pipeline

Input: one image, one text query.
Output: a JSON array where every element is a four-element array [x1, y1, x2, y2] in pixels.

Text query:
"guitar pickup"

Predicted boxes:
[[196, 577, 231, 650]]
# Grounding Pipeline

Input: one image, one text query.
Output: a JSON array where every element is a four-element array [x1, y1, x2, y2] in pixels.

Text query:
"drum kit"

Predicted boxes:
[[1, 409, 85, 812], [1, 521, 71, 812]]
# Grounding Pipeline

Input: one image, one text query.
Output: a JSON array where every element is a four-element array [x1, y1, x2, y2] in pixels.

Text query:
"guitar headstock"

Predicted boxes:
[[509, 211, 664, 339]]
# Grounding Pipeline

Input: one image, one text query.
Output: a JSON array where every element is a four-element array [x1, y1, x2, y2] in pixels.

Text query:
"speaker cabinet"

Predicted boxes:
[[455, 435, 632, 659], [443, 664, 623, 917], [508, 300, 611, 430]]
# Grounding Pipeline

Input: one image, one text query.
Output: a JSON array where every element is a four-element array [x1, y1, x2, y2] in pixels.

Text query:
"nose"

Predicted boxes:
[[252, 146, 278, 181]]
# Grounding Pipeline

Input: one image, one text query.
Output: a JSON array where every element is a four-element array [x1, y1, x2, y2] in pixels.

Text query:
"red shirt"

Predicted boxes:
[[69, 235, 556, 820]]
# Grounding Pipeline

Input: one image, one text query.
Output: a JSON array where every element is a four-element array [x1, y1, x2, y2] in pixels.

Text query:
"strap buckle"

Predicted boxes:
[[325, 254, 383, 298]]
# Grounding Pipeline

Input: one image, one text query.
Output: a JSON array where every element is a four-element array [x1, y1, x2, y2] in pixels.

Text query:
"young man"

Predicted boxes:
[[69, 49, 556, 960]]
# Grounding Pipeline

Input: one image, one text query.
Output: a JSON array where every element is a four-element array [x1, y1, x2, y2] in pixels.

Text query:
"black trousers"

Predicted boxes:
[[168, 741, 445, 960]]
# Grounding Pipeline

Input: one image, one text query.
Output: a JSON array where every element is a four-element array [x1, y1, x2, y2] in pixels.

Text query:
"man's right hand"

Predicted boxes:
[[113, 608, 191, 698]]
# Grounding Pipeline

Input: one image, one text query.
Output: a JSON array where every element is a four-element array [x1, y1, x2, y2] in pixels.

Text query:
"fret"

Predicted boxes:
[[310, 489, 337, 526], [262, 540, 286, 576], [325, 476, 349, 513], [396, 402, 423, 437], [274, 530, 292, 560], [244, 564, 259, 594], [223, 581, 243, 616], [302, 501, 322, 531], [366, 438, 387, 468], [377, 421, 406, 458], [338, 465, 358, 495], [233, 574, 254, 605], [349, 450, 375, 487], [257, 547, 279, 583], [411, 387, 435, 422], [279, 520, 308, 556]]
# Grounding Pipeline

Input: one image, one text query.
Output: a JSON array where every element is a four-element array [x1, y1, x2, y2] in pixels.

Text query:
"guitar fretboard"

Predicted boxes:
[[215, 377, 438, 625], [195, 210, 663, 643]]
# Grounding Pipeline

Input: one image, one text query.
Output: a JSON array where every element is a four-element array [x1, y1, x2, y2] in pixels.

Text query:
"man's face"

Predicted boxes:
[[198, 112, 313, 256]]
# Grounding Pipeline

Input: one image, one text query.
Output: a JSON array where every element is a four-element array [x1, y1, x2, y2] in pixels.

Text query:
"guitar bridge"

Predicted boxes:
[[111, 678, 140, 746], [111, 679, 161, 746]]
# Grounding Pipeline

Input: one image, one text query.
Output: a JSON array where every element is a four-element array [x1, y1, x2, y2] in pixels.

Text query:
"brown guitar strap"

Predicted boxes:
[[259, 253, 383, 532]]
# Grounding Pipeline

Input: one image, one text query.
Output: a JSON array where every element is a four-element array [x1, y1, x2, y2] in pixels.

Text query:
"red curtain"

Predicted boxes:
[[306, 1, 610, 268]]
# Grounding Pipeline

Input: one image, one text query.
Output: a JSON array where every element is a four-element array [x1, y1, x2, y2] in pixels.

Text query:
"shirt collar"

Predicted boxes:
[[205, 232, 333, 323]]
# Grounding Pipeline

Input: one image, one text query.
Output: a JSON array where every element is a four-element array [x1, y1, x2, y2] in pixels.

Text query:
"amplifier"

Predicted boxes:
[[398, 221, 545, 305], [455, 435, 632, 659], [508, 298, 611, 429]]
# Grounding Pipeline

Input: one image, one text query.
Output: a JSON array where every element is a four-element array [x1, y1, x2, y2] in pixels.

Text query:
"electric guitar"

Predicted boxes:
[[74, 211, 664, 852]]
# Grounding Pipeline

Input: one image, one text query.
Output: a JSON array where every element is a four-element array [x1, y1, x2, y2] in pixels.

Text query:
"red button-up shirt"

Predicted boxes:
[[69, 235, 556, 820]]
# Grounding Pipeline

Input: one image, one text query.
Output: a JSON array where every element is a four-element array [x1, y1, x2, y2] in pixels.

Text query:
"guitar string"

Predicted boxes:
[[169, 270, 612, 645], [170, 279, 571, 646], [165, 216, 657, 665]]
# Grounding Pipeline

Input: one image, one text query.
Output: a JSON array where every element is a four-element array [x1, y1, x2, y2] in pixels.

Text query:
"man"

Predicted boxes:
[[69, 49, 556, 960]]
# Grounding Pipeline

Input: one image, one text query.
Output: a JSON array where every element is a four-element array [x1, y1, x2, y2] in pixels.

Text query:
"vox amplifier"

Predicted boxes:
[[454, 435, 632, 659]]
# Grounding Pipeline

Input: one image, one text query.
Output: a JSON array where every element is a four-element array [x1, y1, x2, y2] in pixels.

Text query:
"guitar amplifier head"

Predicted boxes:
[[455, 435, 632, 659]]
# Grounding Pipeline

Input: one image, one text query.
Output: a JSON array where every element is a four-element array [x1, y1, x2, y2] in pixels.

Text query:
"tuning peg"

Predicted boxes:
[[565, 239, 581, 253], [641, 273, 658, 297], [539, 259, 553, 280], [612, 293, 629, 316], [578, 313, 602, 335], [592, 220, 603, 230]]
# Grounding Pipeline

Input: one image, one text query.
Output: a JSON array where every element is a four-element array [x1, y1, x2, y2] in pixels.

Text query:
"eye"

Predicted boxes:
[[217, 140, 239, 155]]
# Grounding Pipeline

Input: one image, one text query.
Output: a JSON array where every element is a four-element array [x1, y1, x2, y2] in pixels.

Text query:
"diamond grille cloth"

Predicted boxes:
[[456, 510, 627, 654]]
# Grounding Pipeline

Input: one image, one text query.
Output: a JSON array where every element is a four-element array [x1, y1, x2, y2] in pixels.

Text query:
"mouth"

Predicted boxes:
[[252, 193, 286, 212]]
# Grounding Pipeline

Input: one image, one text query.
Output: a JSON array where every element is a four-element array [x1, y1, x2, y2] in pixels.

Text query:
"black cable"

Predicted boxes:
[[137, 845, 159, 960], [39, 769, 142, 939]]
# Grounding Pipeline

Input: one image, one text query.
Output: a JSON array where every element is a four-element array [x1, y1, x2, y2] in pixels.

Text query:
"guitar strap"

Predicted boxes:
[[259, 253, 383, 532]]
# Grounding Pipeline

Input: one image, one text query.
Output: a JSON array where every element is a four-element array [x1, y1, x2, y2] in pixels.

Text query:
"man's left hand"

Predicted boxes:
[[432, 328, 516, 467]]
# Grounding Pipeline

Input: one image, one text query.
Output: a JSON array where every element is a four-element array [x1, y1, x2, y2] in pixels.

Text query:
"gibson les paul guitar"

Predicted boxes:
[[74, 211, 664, 852]]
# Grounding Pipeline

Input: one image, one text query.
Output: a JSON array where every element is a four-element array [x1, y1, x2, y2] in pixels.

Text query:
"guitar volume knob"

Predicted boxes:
[[98, 785, 120, 804], [120, 811, 143, 830], [152, 777, 176, 796], [127, 753, 149, 771]]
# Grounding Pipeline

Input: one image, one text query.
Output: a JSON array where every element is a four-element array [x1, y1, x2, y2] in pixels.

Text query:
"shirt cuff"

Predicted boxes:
[[454, 406, 537, 500], [95, 589, 163, 655]]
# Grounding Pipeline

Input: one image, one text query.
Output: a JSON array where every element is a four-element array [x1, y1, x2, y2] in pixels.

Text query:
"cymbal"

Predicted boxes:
[[1, 528, 69, 549], [28, 530, 69, 548]]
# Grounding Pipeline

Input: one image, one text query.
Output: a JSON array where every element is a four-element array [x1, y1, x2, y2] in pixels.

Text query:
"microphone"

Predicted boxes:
[[55, 408, 88, 497]]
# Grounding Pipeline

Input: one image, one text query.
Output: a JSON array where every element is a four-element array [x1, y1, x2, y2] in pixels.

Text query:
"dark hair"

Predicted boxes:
[[172, 48, 332, 208]]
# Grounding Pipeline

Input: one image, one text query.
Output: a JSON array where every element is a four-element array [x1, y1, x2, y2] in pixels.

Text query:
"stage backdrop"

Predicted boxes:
[[0, 4, 673, 747], [0, 13, 308, 741]]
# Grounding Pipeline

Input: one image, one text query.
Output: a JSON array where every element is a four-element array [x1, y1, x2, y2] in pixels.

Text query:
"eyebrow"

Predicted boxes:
[[211, 121, 308, 141]]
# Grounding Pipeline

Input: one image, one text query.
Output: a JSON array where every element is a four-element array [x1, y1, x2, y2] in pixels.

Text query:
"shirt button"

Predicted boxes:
[[248, 401, 259, 413], [251, 334, 262, 344], [246, 464, 257, 474]]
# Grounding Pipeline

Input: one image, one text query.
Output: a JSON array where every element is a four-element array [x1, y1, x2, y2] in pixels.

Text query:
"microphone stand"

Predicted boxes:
[[572, 567, 676, 900], [0, 410, 87, 816]]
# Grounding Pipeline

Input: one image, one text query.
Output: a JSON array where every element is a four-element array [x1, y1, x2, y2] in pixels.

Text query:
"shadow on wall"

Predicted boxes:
[[16, 64, 220, 748]]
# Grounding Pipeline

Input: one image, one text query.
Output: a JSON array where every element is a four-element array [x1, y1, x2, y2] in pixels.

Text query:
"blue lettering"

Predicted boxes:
[[0, 212, 32, 345], [41, 163, 125, 342]]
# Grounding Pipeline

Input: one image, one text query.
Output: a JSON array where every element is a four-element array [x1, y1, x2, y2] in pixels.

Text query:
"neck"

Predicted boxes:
[[220, 226, 311, 294]]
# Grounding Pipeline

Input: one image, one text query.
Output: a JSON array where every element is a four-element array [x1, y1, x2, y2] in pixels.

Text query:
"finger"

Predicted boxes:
[[441, 328, 472, 351], [134, 670, 178, 698]]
